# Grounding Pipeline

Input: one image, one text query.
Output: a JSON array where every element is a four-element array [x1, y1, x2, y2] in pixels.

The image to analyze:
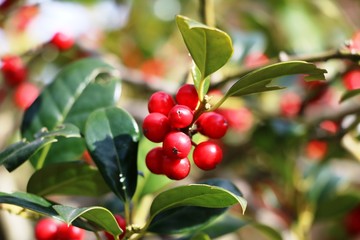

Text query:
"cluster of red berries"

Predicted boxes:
[[34, 218, 85, 240], [142, 84, 228, 180]]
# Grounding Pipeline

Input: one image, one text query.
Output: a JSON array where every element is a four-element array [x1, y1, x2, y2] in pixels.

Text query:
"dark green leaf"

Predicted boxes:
[[85, 107, 139, 202], [148, 179, 246, 234], [176, 15, 233, 79], [53, 205, 122, 237], [340, 89, 360, 102], [0, 124, 81, 172], [150, 184, 246, 218], [224, 61, 326, 98], [21, 58, 120, 167], [27, 161, 110, 197]]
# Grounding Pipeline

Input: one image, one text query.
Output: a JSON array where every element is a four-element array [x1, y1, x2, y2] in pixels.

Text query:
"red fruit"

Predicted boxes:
[[82, 150, 94, 165], [244, 52, 269, 68], [162, 132, 192, 159], [175, 84, 199, 110], [56, 223, 85, 240], [305, 140, 328, 160], [50, 32, 74, 51], [216, 107, 253, 132], [105, 215, 126, 240], [193, 141, 223, 170], [168, 105, 193, 128], [34, 218, 58, 240], [163, 157, 190, 180], [148, 91, 176, 115], [320, 120, 338, 134], [13, 82, 40, 110], [1, 55, 27, 86], [279, 92, 302, 118], [197, 112, 228, 139], [142, 113, 170, 143], [145, 147, 165, 174], [344, 205, 360, 236], [342, 70, 360, 90]]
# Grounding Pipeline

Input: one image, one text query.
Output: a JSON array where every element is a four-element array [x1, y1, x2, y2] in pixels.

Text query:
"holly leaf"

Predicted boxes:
[[27, 161, 110, 197], [0, 124, 81, 172], [53, 205, 123, 237], [225, 61, 326, 98], [84, 107, 139, 202]]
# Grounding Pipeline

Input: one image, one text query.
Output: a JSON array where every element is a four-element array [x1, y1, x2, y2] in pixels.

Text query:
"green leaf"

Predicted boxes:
[[251, 223, 283, 240], [53, 205, 122, 237], [0, 192, 58, 216], [148, 179, 246, 234], [27, 161, 110, 197], [0, 192, 96, 230], [224, 61, 326, 98], [0, 124, 81, 172], [20, 58, 120, 167], [340, 89, 360, 102], [85, 107, 139, 202], [149, 183, 247, 220], [176, 15, 233, 79]]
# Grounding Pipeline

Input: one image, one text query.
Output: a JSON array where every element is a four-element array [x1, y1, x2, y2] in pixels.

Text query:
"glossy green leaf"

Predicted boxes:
[[149, 183, 246, 220], [198, 213, 247, 239], [148, 179, 246, 234], [176, 15, 233, 79], [27, 161, 110, 197], [340, 89, 360, 102], [224, 61, 326, 99], [20, 58, 120, 167], [0, 191, 58, 216], [0, 124, 81, 172], [85, 107, 139, 202], [53, 205, 122, 237]]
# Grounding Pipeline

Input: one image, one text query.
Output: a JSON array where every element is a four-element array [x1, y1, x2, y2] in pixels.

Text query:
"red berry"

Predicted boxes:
[[142, 113, 170, 143], [175, 84, 199, 110], [145, 147, 165, 174], [56, 223, 85, 240], [279, 92, 302, 118], [34, 218, 58, 240], [342, 70, 360, 90], [216, 107, 253, 132], [244, 52, 269, 68], [163, 132, 192, 159], [148, 91, 175, 115], [193, 141, 223, 170], [344, 205, 360, 236], [13, 82, 40, 110], [82, 150, 94, 165], [168, 105, 193, 128], [50, 32, 74, 51], [105, 215, 126, 240], [305, 140, 328, 160], [197, 112, 228, 139], [163, 156, 190, 180], [1, 55, 27, 87]]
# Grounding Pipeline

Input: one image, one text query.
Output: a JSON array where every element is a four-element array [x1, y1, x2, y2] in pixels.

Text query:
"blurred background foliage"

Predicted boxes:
[[1, 0, 360, 239]]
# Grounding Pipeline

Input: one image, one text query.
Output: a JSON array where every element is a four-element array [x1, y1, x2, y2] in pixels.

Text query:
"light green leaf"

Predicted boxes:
[[176, 15, 233, 79]]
